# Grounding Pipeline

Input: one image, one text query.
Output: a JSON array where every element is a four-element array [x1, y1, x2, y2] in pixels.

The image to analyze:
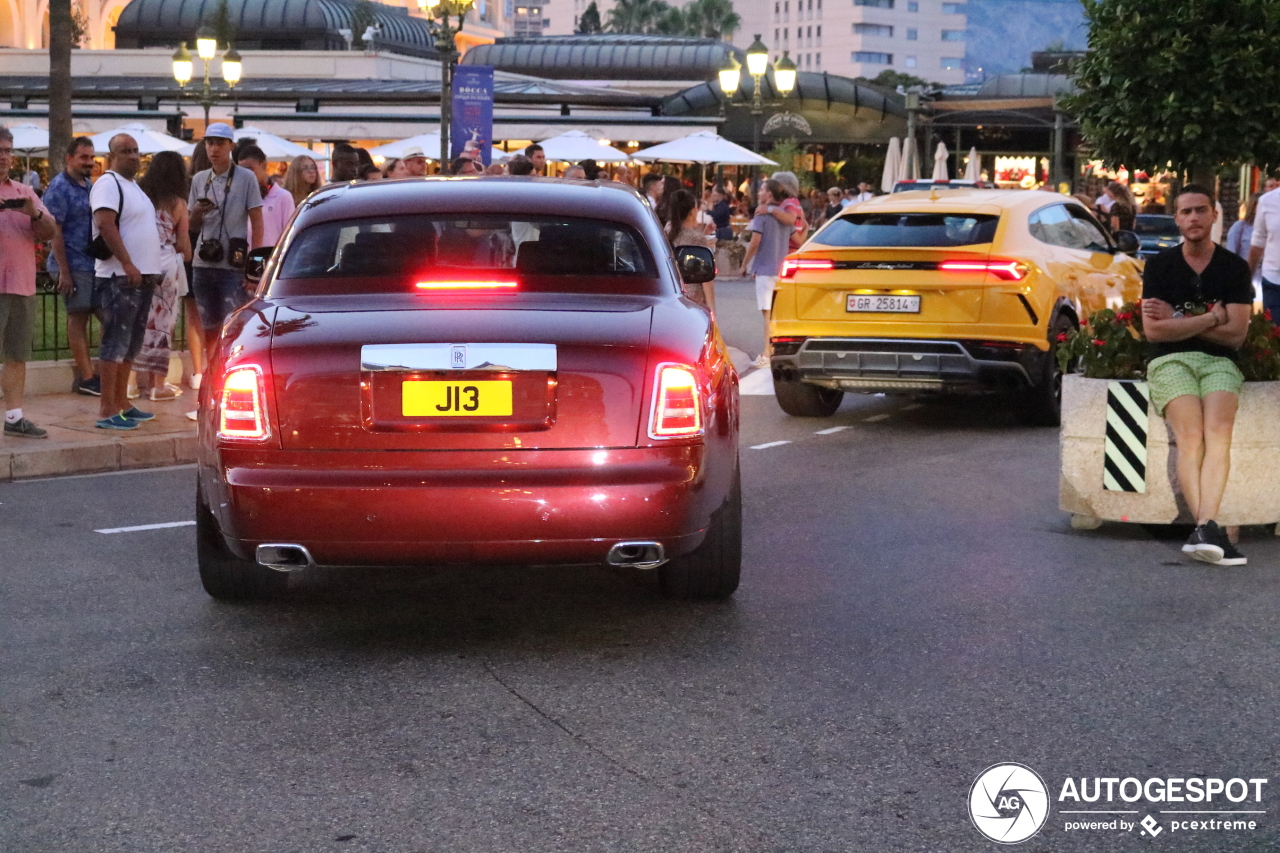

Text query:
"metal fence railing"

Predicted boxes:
[[32, 272, 188, 362]]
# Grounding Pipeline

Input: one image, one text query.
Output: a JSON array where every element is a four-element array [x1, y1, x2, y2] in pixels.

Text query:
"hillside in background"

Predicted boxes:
[[965, 0, 1089, 78]]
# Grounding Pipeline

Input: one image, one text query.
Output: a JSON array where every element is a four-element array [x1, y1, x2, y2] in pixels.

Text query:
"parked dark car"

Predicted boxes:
[[1132, 214, 1180, 258], [195, 177, 741, 601]]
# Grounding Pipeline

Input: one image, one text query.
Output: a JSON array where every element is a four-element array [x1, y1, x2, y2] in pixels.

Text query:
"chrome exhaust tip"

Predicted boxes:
[[256, 544, 316, 573], [606, 541, 667, 570]]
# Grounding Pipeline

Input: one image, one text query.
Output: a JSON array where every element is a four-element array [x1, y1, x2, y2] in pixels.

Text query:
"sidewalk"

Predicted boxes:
[[1, 393, 197, 482]]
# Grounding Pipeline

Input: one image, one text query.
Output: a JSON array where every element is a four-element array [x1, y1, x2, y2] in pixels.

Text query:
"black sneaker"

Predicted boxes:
[[3, 417, 48, 439], [1216, 528, 1247, 566], [1186, 520, 1226, 564], [73, 375, 102, 396]]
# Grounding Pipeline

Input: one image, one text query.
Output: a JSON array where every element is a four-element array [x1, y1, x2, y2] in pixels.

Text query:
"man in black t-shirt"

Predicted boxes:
[[1141, 185, 1254, 565]]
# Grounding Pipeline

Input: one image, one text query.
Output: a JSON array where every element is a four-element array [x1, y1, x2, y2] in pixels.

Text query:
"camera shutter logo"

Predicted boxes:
[[969, 763, 1050, 844]]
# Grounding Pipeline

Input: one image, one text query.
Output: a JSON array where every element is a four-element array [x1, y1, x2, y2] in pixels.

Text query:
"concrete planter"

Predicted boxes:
[[1060, 374, 1280, 528]]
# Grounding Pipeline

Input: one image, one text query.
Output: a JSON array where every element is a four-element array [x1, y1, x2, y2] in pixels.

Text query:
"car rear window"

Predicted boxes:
[[273, 214, 659, 295], [814, 212, 999, 247], [1133, 216, 1178, 235]]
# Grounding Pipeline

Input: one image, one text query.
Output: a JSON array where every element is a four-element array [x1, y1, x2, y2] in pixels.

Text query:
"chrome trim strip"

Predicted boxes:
[[361, 343, 557, 372]]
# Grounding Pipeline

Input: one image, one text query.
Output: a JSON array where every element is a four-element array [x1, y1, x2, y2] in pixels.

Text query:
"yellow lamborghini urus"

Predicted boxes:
[[768, 190, 1144, 425]]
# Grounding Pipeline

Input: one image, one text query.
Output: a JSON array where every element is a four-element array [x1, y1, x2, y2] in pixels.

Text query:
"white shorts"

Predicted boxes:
[[754, 275, 778, 312]]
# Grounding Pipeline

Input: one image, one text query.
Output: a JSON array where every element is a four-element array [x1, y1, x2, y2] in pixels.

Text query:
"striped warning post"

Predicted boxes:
[[1104, 381, 1150, 493]]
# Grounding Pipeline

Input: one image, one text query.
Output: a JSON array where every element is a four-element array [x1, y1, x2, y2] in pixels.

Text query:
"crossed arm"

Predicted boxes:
[[1142, 298, 1250, 349]]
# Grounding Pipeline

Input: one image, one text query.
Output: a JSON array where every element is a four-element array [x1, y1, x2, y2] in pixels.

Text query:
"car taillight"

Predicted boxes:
[[780, 258, 836, 278], [938, 259, 1028, 281], [648, 363, 703, 440], [415, 280, 518, 290], [770, 336, 807, 356], [218, 365, 270, 441]]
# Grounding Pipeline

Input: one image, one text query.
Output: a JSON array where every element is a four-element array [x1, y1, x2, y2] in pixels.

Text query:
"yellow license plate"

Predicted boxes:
[[402, 380, 513, 417]]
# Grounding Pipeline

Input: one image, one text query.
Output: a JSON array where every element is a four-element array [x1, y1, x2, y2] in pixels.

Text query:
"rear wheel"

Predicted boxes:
[[660, 470, 742, 600], [1017, 317, 1072, 427], [774, 379, 843, 418], [196, 484, 288, 601]]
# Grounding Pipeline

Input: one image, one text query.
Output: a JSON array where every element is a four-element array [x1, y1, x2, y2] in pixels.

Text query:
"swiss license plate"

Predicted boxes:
[[846, 294, 921, 313], [402, 380, 513, 417]]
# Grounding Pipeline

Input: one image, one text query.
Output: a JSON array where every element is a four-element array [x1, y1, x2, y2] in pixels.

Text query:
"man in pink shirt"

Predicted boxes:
[[235, 143, 296, 248], [0, 125, 58, 438]]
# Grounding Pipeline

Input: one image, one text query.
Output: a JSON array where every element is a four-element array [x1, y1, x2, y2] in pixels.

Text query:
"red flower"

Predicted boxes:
[[1056, 332, 1069, 343], [1266, 309, 1273, 321], [1272, 326, 1280, 339], [1092, 339, 1106, 346], [1116, 312, 1132, 322]]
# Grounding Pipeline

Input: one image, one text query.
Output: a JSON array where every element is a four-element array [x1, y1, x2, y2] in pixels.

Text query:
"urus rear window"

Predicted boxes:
[[815, 213, 999, 247], [273, 215, 658, 295]]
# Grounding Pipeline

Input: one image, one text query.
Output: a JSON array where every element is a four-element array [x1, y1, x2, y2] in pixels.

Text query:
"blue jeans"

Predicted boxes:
[[1263, 277, 1280, 322], [191, 266, 248, 332], [95, 275, 159, 363]]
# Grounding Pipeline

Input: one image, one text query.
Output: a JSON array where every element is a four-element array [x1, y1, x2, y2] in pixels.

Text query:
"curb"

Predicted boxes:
[[0, 433, 198, 482]]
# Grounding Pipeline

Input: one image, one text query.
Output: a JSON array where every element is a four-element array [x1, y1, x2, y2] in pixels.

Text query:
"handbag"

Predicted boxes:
[[87, 174, 123, 261]]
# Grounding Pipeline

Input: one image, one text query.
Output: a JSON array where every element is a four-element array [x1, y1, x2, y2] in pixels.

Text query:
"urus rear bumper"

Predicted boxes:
[[203, 445, 720, 567]]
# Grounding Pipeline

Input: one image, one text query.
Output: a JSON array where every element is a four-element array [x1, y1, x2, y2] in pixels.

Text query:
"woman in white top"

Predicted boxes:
[[134, 152, 192, 401]]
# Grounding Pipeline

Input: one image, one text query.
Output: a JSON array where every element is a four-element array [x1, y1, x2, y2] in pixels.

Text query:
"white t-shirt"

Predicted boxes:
[[1250, 188, 1280, 282], [90, 171, 161, 277], [259, 182, 296, 248], [1095, 193, 1115, 213]]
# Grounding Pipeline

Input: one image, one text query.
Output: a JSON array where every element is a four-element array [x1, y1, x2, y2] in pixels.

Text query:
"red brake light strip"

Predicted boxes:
[[939, 260, 1027, 281], [780, 258, 836, 278], [415, 281, 518, 290]]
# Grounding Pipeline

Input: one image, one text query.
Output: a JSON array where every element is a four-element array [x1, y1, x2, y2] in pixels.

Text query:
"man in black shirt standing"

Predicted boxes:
[[1141, 185, 1253, 565]]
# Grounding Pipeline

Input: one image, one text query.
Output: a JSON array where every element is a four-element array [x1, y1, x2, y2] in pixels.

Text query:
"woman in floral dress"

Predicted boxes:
[[134, 151, 192, 401]]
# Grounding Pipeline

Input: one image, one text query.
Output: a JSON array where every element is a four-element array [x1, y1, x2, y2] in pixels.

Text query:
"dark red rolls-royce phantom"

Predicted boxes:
[[195, 177, 740, 601]]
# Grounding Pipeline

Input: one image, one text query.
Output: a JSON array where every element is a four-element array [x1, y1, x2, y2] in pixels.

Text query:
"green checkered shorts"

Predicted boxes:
[[1147, 351, 1244, 416]]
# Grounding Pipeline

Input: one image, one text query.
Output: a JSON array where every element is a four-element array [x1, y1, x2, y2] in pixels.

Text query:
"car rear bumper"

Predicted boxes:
[[203, 445, 720, 567], [770, 337, 1045, 394]]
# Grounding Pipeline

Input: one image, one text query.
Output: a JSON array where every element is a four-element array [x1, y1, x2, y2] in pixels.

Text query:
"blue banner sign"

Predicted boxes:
[[451, 65, 494, 166]]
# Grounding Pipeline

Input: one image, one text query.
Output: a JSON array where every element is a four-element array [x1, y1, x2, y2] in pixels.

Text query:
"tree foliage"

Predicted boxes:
[[577, 1, 603, 34], [607, 0, 740, 39], [1062, 0, 1280, 176], [350, 0, 377, 47], [203, 0, 237, 49]]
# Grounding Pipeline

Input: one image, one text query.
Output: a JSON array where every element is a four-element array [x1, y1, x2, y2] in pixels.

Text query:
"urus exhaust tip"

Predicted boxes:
[[606, 541, 667, 570], [256, 544, 315, 572]]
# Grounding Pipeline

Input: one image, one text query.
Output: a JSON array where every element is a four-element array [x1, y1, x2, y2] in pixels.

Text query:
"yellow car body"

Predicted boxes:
[[768, 189, 1144, 423]]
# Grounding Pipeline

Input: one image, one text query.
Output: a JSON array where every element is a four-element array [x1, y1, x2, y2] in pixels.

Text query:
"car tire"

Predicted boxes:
[[774, 379, 843, 418], [196, 484, 288, 601], [659, 469, 742, 600], [1017, 317, 1072, 427]]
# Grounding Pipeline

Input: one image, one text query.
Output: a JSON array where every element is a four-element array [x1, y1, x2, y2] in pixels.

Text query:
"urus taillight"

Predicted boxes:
[[648, 363, 703, 440], [218, 365, 270, 441], [939, 259, 1029, 281]]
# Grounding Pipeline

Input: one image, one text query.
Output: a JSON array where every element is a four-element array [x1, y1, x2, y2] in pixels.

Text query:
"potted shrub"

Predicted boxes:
[[1058, 302, 1280, 529]]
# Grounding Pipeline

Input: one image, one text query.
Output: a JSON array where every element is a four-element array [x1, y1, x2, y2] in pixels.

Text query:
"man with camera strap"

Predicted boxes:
[[188, 123, 264, 379]]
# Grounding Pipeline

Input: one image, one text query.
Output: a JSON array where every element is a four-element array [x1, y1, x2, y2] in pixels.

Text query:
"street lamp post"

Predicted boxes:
[[418, 0, 476, 167], [718, 36, 797, 153], [173, 26, 243, 129]]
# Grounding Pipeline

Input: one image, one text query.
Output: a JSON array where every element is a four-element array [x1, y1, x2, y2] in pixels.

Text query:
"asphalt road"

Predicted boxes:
[[3, 280, 1279, 852]]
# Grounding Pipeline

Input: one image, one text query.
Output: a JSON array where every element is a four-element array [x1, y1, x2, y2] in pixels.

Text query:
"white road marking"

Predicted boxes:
[[750, 440, 791, 450], [815, 426, 850, 435], [95, 520, 196, 535], [864, 414, 890, 422], [903, 403, 923, 411], [738, 368, 775, 396]]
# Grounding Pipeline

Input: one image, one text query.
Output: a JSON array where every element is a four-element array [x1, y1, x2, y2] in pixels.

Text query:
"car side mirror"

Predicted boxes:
[[1113, 230, 1141, 256], [675, 245, 716, 284], [245, 246, 274, 284]]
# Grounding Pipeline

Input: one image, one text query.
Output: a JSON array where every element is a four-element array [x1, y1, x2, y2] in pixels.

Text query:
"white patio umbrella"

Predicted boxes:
[[368, 132, 508, 163], [8, 124, 49, 154], [536, 130, 629, 163], [179, 126, 328, 161], [631, 131, 776, 166], [89, 123, 186, 156], [881, 136, 901, 192], [898, 137, 920, 182], [932, 142, 950, 181], [963, 147, 982, 182]]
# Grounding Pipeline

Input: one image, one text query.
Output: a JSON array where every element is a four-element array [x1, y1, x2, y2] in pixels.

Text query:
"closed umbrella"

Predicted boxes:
[[963, 147, 982, 182], [536, 130, 629, 163], [898, 137, 919, 182], [881, 136, 901, 192], [632, 131, 776, 166], [89, 123, 186, 156], [179, 126, 328, 161], [932, 142, 949, 181]]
